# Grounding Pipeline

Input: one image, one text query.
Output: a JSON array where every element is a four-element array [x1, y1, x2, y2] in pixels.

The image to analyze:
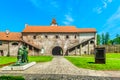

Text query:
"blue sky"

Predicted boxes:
[[0, 0, 120, 38]]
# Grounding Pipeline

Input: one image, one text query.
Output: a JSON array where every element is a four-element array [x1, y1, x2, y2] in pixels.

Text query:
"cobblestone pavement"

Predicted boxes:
[[0, 56, 120, 78]]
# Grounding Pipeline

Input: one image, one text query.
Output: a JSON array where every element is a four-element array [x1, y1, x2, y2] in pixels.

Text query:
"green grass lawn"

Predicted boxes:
[[65, 53, 120, 70], [29, 56, 53, 62], [0, 56, 16, 65], [0, 56, 53, 67]]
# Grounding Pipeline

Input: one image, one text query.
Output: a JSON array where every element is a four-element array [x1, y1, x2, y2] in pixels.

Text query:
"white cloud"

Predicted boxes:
[[95, 7, 102, 14], [29, 0, 59, 11], [65, 15, 74, 22], [94, 0, 112, 14], [108, 0, 112, 3], [103, 1, 107, 8], [30, 0, 39, 8], [50, 1, 59, 8], [63, 14, 74, 25], [63, 21, 70, 25], [99, 6, 120, 38]]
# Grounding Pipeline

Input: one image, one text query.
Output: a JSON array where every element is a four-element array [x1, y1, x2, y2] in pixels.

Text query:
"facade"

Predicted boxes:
[[0, 19, 96, 56]]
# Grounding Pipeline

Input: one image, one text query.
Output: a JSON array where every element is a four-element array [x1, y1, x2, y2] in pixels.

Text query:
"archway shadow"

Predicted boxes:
[[52, 46, 63, 56]]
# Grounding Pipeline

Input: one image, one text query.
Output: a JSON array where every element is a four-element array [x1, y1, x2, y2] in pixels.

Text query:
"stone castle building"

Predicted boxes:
[[0, 19, 96, 56]]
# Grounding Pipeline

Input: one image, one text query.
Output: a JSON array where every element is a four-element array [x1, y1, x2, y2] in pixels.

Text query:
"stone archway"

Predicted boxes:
[[52, 46, 63, 55]]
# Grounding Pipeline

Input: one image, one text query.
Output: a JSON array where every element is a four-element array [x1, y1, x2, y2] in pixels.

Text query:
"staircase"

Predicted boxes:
[[67, 37, 95, 54], [21, 40, 40, 50]]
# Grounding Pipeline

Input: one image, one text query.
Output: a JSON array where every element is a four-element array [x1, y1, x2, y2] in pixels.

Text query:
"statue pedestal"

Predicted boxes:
[[2, 62, 36, 71]]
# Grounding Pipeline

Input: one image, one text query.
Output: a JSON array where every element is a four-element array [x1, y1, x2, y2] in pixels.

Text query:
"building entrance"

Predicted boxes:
[[52, 46, 63, 55]]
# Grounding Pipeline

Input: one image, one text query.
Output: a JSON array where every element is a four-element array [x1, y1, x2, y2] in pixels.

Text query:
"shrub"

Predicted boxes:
[[0, 75, 25, 80]]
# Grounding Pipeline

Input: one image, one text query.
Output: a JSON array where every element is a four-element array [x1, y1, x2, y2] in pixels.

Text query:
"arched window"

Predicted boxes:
[[12, 42, 18, 45], [90, 41, 94, 44]]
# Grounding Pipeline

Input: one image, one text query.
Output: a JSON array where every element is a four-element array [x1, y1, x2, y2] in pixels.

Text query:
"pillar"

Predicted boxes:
[[75, 47, 77, 55], [62, 50, 64, 56], [88, 41, 90, 55], [26, 45, 29, 48], [79, 45, 82, 55], [67, 50, 69, 56], [7, 41, 10, 56], [32, 47, 35, 56]]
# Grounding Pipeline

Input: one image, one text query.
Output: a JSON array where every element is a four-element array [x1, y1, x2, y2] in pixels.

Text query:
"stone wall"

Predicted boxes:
[[0, 41, 20, 56], [22, 32, 96, 55], [0, 41, 39, 56], [23, 33, 80, 55], [0, 32, 96, 56]]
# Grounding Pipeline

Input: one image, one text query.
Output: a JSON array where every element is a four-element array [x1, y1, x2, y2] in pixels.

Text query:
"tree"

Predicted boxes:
[[101, 33, 105, 45], [108, 40, 114, 45], [105, 32, 110, 45], [97, 34, 101, 45], [114, 34, 120, 44]]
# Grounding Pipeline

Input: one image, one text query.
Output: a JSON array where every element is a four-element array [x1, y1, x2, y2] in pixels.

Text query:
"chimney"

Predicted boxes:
[[5, 29, 10, 35], [50, 18, 58, 26], [25, 24, 28, 28]]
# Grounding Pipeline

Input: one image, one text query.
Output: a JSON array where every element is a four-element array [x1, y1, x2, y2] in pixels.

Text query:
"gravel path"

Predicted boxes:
[[0, 56, 120, 78]]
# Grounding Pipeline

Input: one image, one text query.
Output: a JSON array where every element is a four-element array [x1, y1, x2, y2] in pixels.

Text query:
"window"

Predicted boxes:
[[29, 46, 32, 50], [12, 42, 18, 46], [90, 41, 94, 44], [56, 35, 59, 39], [75, 35, 77, 39], [45, 35, 48, 38], [0, 41, 2, 45], [33, 36, 36, 39], [66, 35, 69, 39]]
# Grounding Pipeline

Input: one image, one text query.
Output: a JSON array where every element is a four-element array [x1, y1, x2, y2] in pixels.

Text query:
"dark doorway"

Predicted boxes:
[[0, 50, 4, 56], [52, 46, 63, 55]]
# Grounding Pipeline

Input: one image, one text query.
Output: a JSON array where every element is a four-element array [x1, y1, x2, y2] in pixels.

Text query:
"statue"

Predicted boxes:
[[17, 45, 29, 64], [17, 47, 23, 64], [23, 46, 29, 63]]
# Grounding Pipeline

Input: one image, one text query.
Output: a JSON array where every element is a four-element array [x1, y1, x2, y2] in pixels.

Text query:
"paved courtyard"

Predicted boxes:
[[0, 56, 120, 79]]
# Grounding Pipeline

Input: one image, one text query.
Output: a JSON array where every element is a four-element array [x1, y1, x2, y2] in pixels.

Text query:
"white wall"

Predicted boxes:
[[79, 33, 95, 43]]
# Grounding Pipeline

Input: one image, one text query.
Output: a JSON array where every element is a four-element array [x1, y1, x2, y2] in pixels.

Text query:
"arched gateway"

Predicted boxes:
[[52, 46, 63, 55]]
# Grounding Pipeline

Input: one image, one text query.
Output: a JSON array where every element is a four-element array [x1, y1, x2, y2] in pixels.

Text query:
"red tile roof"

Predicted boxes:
[[22, 25, 96, 33], [77, 28, 97, 33], [0, 32, 22, 41]]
